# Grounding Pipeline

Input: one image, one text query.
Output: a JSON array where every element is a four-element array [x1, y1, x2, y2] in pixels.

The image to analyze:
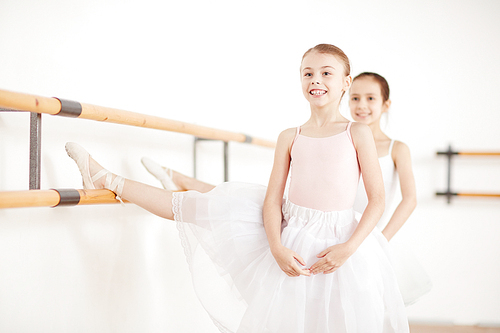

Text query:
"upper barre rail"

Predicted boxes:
[[0, 88, 275, 148]]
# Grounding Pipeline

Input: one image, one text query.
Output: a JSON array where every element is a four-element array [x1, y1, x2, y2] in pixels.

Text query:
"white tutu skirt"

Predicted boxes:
[[173, 182, 409, 333], [355, 212, 433, 306]]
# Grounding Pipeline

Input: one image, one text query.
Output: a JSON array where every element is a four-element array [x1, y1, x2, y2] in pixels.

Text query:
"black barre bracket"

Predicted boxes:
[[54, 98, 82, 118], [0, 108, 42, 189], [52, 189, 81, 207], [435, 145, 455, 204], [194, 137, 229, 182]]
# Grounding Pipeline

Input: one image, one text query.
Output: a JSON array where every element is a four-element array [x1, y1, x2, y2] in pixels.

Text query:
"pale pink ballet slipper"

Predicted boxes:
[[65, 142, 125, 201], [141, 156, 178, 191]]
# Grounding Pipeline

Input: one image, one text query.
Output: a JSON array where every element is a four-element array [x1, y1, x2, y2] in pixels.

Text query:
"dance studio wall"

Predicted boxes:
[[0, 0, 499, 331]]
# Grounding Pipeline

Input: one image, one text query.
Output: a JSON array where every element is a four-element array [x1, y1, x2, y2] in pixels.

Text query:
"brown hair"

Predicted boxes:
[[353, 72, 390, 102], [302, 44, 351, 76]]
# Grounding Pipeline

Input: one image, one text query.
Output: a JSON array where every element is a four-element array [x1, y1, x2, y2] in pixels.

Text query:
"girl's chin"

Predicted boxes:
[[353, 117, 370, 123], [308, 98, 338, 108]]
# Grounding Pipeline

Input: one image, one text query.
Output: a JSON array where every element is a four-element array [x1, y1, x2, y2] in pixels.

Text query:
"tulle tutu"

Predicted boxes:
[[354, 212, 433, 306], [173, 182, 409, 333], [390, 239, 433, 306]]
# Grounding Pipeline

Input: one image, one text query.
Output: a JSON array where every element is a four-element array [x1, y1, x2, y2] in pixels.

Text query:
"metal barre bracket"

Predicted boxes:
[[52, 189, 81, 207], [29, 112, 42, 190], [54, 98, 82, 118], [193, 137, 229, 182], [1, 108, 42, 189]]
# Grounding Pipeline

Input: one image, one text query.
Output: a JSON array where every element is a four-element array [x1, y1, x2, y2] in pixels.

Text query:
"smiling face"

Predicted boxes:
[[300, 51, 351, 110], [349, 77, 390, 125]]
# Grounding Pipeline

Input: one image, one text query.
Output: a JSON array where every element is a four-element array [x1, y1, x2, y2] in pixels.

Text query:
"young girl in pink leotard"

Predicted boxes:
[[144, 73, 433, 307], [66, 44, 409, 332]]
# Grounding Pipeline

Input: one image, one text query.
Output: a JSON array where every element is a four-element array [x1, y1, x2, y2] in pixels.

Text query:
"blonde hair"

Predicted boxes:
[[302, 44, 351, 76]]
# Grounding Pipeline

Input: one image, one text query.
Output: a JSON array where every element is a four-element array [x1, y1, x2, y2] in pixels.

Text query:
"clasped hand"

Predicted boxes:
[[271, 245, 311, 277], [309, 243, 354, 275], [271, 243, 355, 277]]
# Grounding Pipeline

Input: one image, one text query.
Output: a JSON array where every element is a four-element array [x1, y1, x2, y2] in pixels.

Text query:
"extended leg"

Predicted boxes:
[[142, 157, 215, 193], [121, 179, 174, 219], [175, 171, 215, 192], [66, 142, 174, 220]]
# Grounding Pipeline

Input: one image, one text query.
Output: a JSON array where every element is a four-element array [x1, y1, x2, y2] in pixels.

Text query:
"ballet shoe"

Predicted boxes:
[[65, 142, 125, 202], [141, 157, 178, 191]]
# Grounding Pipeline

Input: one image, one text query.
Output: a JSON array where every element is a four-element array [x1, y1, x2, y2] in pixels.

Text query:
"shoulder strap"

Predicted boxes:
[[292, 126, 301, 145], [289, 127, 301, 165], [345, 122, 354, 143], [388, 139, 395, 155]]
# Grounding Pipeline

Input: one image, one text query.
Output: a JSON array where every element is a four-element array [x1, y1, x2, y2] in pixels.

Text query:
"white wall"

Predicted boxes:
[[0, 0, 499, 331]]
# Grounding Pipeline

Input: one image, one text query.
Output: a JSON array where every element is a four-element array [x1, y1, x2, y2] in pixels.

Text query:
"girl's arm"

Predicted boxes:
[[263, 128, 310, 277], [346, 122, 385, 248], [381, 141, 417, 241], [310, 122, 384, 275]]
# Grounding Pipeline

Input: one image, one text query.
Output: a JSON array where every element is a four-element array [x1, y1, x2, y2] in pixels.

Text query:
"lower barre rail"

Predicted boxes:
[[0, 189, 123, 209], [436, 192, 500, 198], [456, 193, 500, 198]]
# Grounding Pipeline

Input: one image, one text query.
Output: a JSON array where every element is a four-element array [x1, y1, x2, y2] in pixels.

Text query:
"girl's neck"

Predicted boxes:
[[308, 105, 345, 127], [368, 119, 390, 141]]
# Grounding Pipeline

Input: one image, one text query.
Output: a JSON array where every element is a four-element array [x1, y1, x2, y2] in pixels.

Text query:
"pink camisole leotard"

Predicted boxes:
[[288, 122, 360, 212]]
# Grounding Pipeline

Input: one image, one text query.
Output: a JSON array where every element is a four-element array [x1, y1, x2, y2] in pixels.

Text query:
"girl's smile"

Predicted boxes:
[[309, 88, 327, 96], [349, 77, 390, 125], [300, 52, 351, 109]]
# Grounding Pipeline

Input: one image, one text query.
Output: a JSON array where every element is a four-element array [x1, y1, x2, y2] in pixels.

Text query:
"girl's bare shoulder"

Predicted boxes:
[[392, 140, 412, 162], [279, 127, 298, 138], [349, 122, 372, 140], [276, 127, 299, 151], [393, 140, 411, 153]]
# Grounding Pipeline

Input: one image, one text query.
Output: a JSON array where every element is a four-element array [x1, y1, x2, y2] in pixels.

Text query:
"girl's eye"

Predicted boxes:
[[368, 97, 374, 101], [304, 73, 312, 77], [323, 72, 331, 76], [351, 97, 358, 101]]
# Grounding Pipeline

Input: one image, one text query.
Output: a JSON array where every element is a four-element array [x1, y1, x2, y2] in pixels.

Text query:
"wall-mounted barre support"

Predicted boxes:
[[436, 145, 455, 204], [193, 137, 229, 182], [29, 112, 42, 190], [436, 145, 500, 203], [0, 108, 42, 190]]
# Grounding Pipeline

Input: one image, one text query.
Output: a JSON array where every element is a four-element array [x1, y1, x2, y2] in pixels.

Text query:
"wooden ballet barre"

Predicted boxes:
[[436, 192, 500, 198], [436, 150, 500, 156], [0, 89, 275, 148], [456, 193, 500, 197], [455, 152, 500, 156], [0, 189, 123, 209]]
